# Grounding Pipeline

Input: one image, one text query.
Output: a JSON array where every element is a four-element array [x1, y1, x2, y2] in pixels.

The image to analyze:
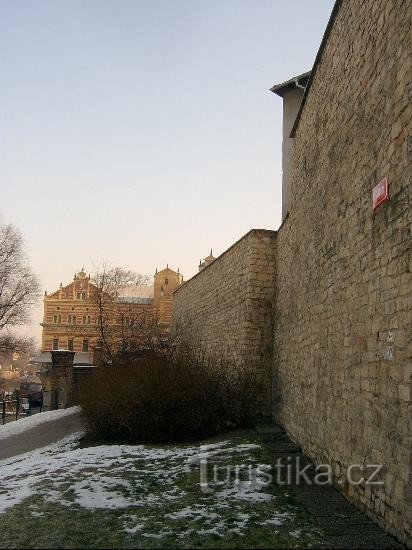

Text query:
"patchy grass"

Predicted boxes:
[[0, 431, 330, 549]]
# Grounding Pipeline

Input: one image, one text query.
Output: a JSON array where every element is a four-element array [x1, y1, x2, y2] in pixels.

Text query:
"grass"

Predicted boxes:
[[0, 430, 331, 549]]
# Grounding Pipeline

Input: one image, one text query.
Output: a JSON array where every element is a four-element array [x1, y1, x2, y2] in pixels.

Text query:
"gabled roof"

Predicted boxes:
[[46, 279, 98, 298]]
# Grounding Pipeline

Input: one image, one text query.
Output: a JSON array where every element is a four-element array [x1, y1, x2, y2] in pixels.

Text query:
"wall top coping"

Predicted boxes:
[[173, 228, 277, 294], [290, 0, 342, 138]]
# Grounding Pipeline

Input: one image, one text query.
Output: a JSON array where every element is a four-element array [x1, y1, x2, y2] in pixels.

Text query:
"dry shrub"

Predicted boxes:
[[79, 352, 259, 443]]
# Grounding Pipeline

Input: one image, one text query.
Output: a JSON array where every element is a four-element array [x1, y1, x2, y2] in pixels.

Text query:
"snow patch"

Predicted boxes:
[[0, 406, 81, 441], [166, 505, 219, 521], [215, 480, 273, 502], [0, 432, 296, 541], [260, 512, 292, 527]]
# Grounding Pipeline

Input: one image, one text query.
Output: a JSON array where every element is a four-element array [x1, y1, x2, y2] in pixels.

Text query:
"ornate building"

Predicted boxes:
[[41, 267, 183, 353]]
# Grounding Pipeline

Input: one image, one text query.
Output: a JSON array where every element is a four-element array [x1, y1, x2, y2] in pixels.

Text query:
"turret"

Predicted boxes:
[[198, 250, 216, 272]]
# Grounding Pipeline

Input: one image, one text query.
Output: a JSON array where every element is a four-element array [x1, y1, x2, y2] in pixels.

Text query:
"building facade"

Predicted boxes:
[[41, 267, 183, 353]]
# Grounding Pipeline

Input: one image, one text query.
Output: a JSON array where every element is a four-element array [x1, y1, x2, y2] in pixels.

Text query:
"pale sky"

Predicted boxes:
[[0, 0, 334, 340]]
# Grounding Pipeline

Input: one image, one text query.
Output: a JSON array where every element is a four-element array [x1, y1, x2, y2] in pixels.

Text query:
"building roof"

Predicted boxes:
[[156, 266, 179, 275], [116, 284, 154, 304], [270, 71, 311, 97], [203, 249, 215, 261], [117, 296, 153, 305], [29, 351, 94, 366]]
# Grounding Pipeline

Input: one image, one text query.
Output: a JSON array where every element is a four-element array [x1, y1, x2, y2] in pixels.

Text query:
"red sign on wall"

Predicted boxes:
[[372, 177, 389, 211]]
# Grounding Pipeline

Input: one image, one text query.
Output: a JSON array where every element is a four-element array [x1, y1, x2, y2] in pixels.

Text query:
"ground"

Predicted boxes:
[[0, 429, 328, 549], [0, 417, 404, 549]]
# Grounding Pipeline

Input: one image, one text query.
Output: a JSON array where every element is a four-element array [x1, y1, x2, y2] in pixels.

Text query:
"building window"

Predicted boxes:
[[82, 339, 89, 352], [53, 315, 57, 323], [76, 292, 81, 299], [52, 338, 59, 350], [165, 278, 168, 285], [81, 292, 87, 300], [68, 339, 73, 351], [68, 314, 76, 324]]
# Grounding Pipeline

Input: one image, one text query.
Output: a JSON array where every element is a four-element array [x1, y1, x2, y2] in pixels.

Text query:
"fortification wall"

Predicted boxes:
[[173, 229, 277, 414], [274, 0, 411, 544]]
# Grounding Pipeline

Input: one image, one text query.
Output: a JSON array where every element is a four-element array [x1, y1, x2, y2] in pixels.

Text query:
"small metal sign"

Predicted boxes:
[[372, 177, 389, 211]]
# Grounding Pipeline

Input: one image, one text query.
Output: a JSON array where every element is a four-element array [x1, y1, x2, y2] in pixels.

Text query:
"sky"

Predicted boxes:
[[0, 0, 335, 339]]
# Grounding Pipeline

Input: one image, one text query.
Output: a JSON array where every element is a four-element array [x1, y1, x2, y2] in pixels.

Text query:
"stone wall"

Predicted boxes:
[[173, 229, 277, 415], [273, 0, 411, 544]]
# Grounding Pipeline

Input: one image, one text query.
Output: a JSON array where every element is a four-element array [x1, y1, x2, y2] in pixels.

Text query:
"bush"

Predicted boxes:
[[79, 352, 259, 443]]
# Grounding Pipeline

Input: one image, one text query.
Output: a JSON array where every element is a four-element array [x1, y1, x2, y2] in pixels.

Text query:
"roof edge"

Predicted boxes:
[[270, 71, 311, 97]]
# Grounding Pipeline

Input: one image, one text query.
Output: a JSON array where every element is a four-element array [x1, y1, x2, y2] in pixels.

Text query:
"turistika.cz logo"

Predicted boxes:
[[194, 452, 384, 495]]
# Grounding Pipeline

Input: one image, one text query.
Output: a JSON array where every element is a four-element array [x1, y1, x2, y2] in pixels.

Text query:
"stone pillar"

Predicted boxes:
[[50, 350, 75, 409], [92, 344, 104, 367]]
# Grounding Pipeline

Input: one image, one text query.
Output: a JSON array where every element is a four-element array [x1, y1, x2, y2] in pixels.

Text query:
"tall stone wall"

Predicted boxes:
[[273, 0, 411, 544], [173, 229, 277, 415]]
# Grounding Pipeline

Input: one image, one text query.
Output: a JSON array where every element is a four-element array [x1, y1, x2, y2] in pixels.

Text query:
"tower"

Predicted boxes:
[[153, 266, 183, 325], [198, 250, 216, 272]]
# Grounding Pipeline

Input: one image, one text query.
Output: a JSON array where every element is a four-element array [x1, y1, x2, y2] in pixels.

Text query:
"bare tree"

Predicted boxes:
[[90, 264, 155, 364], [0, 221, 40, 353]]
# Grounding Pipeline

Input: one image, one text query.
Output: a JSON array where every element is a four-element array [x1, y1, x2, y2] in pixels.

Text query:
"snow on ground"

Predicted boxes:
[[215, 479, 274, 502], [0, 406, 81, 440], [259, 512, 293, 527], [0, 433, 302, 540]]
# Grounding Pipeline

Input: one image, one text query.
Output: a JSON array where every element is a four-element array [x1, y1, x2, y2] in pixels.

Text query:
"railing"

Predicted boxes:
[[1, 396, 26, 424], [0, 390, 63, 425]]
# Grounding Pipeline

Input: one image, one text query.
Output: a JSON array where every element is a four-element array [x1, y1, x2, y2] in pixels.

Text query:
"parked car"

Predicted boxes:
[[20, 382, 43, 407], [21, 397, 30, 414]]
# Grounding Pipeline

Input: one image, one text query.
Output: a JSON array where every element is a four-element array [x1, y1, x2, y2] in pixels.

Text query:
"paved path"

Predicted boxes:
[[254, 422, 405, 549], [0, 411, 83, 461]]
